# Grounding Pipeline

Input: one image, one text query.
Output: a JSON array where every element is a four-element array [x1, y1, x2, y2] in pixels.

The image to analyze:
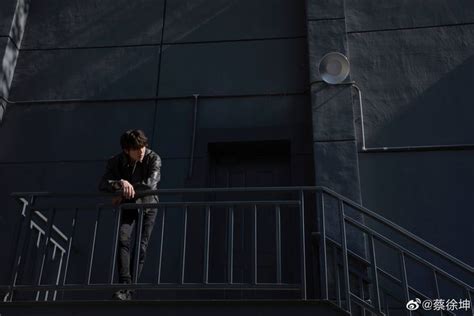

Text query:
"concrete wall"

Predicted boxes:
[[0, 0, 312, 289], [2, 0, 472, 303], [0, 0, 30, 121], [305, 0, 474, 266], [345, 0, 474, 266]]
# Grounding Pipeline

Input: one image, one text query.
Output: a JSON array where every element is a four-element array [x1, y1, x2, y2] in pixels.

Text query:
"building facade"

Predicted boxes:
[[0, 0, 473, 315]]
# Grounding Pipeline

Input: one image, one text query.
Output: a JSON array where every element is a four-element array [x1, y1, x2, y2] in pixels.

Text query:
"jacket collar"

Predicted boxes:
[[120, 148, 152, 167]]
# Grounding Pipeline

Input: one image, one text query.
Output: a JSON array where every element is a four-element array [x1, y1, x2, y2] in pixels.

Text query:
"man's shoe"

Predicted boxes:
[[112, 290, 132, 301]]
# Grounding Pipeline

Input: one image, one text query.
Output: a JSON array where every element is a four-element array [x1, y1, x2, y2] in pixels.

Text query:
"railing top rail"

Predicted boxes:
[[10, 186, 321, 198], [344, 216, 473, 290], [317, 187, 474, 273], [10, 186, 473, 272]]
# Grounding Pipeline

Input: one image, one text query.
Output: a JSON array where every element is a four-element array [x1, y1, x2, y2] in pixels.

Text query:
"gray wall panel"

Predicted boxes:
[[308, 20, 347, 83], [9, 46, 160, 101], [22, 0, 165, 49], [198, 95, 310, 129], [157, 158, 203, 189], [311, 85, 355, 141], [306, 0, 344, 20], [0, 0, 17, 37], [154, 99, 194, 158], [164, 0, 305, 43], [159, 39, 308, 97], [0, 102, 157, 162], [359, 151, 474, 265], [313, 140, 361, 202], [155, 95, 311, 158], [291, 154, 315, 185], [346, 0, 474, 32], [348, 25, 474, 148]]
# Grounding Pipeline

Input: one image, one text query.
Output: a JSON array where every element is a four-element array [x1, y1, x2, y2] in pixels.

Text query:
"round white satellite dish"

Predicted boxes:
[[318, 52, 350, 84]]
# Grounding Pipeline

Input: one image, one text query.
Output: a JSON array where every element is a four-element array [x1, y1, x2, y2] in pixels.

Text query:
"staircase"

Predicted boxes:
[[0, 187, 472, 316]]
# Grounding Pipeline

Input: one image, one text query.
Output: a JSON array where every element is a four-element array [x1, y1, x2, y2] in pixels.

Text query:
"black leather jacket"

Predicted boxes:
[[98, 148, 161, 201]]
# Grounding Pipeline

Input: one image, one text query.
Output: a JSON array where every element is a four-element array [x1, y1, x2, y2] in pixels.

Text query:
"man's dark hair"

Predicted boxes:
[[120, 129, 148, 150]]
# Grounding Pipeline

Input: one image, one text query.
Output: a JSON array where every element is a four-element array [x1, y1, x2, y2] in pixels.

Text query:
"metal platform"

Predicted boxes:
[[0, 299, 348, 316]]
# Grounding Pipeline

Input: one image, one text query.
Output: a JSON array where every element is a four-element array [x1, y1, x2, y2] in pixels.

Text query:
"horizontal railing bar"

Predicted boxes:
[[121, 201, 301, 207], [10, 187, 473, 274], [377, 264, 459, 316], [329, 233, 470, 304], [11, 283, 301, 291], [10, 186, 472, 278], [11, 187, 321, 197], [320, 189, 473, 273], [328, 237, 400, 288], [327, 230, 465, 315], [344, 216, 473, 290], [326, 236, 370, 266], [18, 201, 300, 211]]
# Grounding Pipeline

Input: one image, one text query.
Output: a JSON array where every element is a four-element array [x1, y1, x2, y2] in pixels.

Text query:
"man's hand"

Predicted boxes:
[[111, 196, 122, 206], [120, 179, 135, 199]]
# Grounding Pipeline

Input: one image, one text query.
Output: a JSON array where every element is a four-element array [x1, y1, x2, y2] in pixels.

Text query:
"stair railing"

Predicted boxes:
[[315, 187, 473, 316]]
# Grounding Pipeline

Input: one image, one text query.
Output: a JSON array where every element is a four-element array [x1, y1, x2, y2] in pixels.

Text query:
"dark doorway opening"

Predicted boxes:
[[208, 140, 292, 188], [205, 140, 299, 288]]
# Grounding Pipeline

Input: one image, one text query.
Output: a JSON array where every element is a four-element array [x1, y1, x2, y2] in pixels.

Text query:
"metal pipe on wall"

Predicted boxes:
[[310, 80, 474, 153], [188, 94, 199, 178]]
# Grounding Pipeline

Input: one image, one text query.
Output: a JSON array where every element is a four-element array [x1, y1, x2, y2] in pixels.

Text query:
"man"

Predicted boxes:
[[99, 129, 161, 300]]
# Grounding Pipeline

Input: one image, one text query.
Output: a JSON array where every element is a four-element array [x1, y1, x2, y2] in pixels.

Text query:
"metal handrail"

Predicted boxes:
[[344, 216, 473, 291], [12, 186, 471, 273], [6, 190, 307, 302], [8, 186, 473, 312], [317, 186, 473, 274], [315, 190, 473, 316]]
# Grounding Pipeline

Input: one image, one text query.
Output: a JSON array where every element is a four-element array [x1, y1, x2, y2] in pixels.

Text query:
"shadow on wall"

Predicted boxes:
[[358, 55, 474, 266], [10, 0, 235, 101], [1, 0, 29, 121], [370, 54, 474, 147]]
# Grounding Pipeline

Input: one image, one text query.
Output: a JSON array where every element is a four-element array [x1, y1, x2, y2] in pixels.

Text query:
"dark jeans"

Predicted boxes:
[[117, 197, 158, 284]]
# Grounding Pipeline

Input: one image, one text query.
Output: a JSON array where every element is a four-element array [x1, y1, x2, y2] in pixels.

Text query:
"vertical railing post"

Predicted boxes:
[[399, 252, 411, 316], [382, 291, 390, 316], [133, 207, 144, 285], [466, 289, 472, 316], [317, 190, 328, 300], [61, 207, 79, 299], [433, 269, 440, 300], [275, 204, 282, 284], [368, 235, 382, 313], [338, 200, 351, 314], [109, 205, 122, 284], [157, 206, 166, 284], [202, 205, 210, 284], [227, 205, 234, 284], [180, 205, 188, 284], [35, 207, 57, 301], [333, 246, 342, 307], [252, 204, 258, 285], [86, 206, 101, 285], [299, 190, 307, 300]]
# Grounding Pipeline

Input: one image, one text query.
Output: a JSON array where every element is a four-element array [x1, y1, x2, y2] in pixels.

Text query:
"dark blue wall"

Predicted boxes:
[[1, 0, 473, 304], [0, 0, 312, 289], [345, 0, 474, 265]]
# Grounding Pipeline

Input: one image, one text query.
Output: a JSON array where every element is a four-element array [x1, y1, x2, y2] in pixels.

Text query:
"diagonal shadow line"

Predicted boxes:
[[312, 84, 350, 111]]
